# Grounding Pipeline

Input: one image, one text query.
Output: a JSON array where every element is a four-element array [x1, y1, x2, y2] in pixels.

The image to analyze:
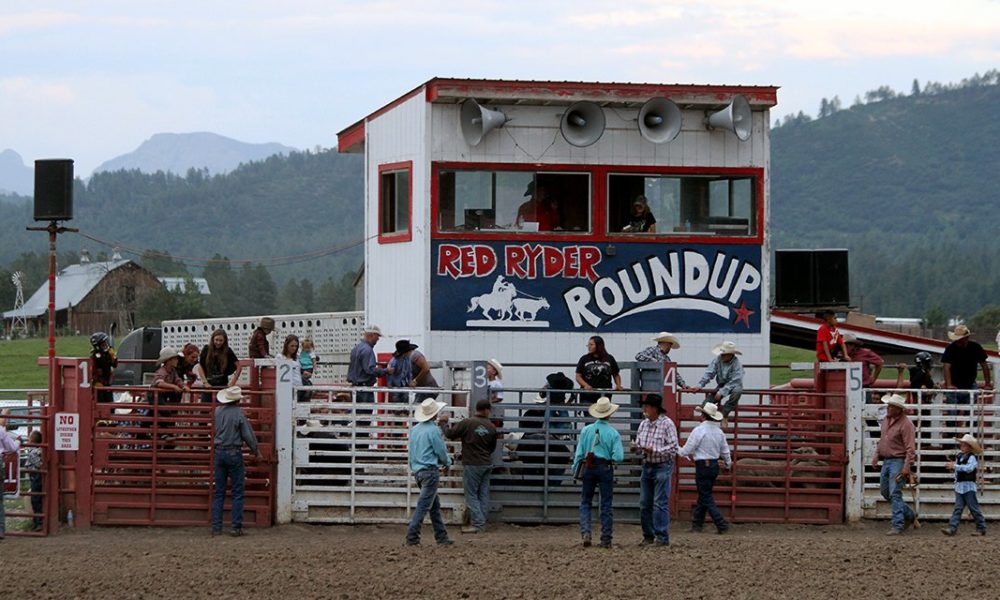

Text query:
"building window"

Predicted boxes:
[[608, 173, 757, 237], [378, 162, 412, 242], [437, 169, 590, 234]]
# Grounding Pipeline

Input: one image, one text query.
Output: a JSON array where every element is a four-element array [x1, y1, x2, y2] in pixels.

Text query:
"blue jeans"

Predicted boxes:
[[406, 468, 450, 544], [579, 462, 615, 544], [640, 461, 672, 543], [879, 458, 915, 530], [463, 464, 492, 530], [948, 490, 987, 532], [211, 447, 246, 532], [692, 460, 728, 530]]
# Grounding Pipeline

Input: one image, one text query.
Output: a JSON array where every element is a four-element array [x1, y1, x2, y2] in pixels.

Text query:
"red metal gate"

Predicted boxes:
[[663, 364, 847, 524]]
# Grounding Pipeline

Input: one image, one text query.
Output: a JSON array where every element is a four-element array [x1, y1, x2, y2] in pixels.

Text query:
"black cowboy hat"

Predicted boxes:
[[640, 394, 665, 413], [394, 340, 418, 356]]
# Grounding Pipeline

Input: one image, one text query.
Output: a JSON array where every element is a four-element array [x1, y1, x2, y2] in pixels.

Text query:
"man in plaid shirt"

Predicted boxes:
[[633, 395, 678, 546]]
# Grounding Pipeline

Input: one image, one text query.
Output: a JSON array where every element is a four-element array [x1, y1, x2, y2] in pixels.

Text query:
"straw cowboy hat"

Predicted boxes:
[[955, 433, 983, 455], [947, 325, 972, 341], [363, 324, 382, 336], [588, 397, 619, 419], [695, 402, 724, 421], [156, 347, 183, 366], [881, 393, 907, 410], [712, 341, 742, 356], [843, 334, 863, 346], [652, 332, 681, 349], [487, 358, 504, 377], [415, 398, 446, 422], [216, 386, 244, 404]]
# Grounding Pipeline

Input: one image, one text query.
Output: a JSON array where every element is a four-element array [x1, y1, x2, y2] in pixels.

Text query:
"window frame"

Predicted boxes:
[[431, 162, 764, 245], [377, 161, 413, 244]]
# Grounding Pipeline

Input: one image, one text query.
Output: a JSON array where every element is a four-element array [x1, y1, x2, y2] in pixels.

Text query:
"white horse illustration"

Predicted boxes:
[[468, 277, 517, 320], [512, 297, 550, 321]]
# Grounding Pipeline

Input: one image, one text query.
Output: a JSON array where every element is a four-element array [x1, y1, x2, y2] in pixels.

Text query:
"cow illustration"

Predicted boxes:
[[512, 297, 550, 321]]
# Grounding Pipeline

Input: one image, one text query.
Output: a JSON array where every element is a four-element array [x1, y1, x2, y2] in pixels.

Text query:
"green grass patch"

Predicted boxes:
[[769, 344, 816, 386], [0, 335, 91, 389]]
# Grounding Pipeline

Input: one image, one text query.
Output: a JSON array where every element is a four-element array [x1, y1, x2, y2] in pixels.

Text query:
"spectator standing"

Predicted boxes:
[[387, 340, 417, 403], [942, 434, 987, 536], [815, 310, 848, 362], [405, 399, 454, 546], [843, 334, 885, 387], [178, 343, 203, 388], [90, 331, 118, 403], [211, 387, 262, 537], [248, 317, 275, 359], [688, 341, 744, 424], [871, 393, 917, 535], [347, 325, 391, 403], [0, 409, 22, 540], [634, 395, 678, 546], [410, 346, 441, 401], [575, 335, 623, 405], [440, 399, 498, 534], [200, 329, 242, 392], [24, 430, 43, 531], [677, 402, 731, 534], [279, 335, 304, 400], [573, 397, 625, 548], [942, 325, 992, 438]]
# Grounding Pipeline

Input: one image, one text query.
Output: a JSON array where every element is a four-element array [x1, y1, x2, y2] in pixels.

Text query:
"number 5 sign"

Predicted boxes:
[[55, 412, 80, 451]]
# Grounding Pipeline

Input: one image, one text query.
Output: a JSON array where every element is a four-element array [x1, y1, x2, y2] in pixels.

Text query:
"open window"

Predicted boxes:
[[378, 162, 412, 242], [608, 173, 757, 237], [437, 168, 590, 234]]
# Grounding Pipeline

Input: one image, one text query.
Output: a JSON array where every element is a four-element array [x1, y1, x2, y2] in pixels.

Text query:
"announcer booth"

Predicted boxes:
[[338, 78, 778, 391]]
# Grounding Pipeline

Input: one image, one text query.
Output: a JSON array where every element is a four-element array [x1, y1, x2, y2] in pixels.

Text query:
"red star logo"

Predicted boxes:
[[733, 301, 755, 327]]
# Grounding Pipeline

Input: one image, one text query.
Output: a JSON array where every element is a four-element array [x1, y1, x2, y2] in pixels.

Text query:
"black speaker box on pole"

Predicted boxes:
[[33, 159, 74, 221], [774, 249, 850, 308]]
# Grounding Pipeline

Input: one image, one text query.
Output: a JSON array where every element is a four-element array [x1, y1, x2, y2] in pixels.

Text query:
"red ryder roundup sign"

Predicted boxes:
[[432, 241, 762, 333]]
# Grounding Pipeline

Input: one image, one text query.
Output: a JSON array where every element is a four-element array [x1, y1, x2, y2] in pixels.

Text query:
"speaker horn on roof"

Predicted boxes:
[[637, 97, 682, 143], [705, 94, 752, 141], [560, 101, 605, 147], [460, 99, 509, 146]]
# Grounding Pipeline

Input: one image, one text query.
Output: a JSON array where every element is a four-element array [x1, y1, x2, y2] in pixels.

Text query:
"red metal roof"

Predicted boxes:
[[337, 77, 780, 153]]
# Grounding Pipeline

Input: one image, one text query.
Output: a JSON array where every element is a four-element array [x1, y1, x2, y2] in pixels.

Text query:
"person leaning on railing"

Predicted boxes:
[[0, 409, 24, 540]]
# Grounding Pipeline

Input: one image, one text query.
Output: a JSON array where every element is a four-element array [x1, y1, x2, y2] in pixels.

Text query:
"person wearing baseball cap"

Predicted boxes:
[[942, 433, 987, 536], [347, 325, 394, 435], [872, 393, 917, 535]]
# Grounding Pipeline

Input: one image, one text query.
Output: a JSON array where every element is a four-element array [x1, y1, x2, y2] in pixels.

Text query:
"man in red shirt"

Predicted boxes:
[[843, 334, 884, 386], [516, 182, 559, 231], [815, 310, 848, 362]]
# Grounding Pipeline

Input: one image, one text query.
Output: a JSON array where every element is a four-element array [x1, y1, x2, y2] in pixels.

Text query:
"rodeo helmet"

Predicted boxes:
[[914, 351, 933, 367], [90, 331, 111, 348]]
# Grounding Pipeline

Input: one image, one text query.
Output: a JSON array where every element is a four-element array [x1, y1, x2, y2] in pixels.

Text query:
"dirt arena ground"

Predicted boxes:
[[1, 521, 995, 599]]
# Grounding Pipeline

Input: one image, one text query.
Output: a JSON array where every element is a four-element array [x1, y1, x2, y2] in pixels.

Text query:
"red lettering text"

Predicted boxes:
[[437, 244, 497, 279]]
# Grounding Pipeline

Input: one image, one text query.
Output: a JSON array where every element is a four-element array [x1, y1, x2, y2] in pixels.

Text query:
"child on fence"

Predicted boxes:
[[25, 430, 43, 531], [942, 433, 987, 536]]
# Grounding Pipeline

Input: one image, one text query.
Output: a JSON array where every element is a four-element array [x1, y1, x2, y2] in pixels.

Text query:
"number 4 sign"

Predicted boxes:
[[55, 412, 80, 451]]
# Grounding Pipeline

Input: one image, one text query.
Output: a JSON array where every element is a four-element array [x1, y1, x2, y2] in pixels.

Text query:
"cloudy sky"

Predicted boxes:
[[3, 1, 1000, 174]]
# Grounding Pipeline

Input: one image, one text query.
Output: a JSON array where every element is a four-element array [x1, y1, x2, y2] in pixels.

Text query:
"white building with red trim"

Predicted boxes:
[[338, 78, 779, 388]]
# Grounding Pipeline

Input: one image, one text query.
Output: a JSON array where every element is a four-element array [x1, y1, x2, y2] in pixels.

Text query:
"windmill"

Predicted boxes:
[[11, 271, 28, 337]]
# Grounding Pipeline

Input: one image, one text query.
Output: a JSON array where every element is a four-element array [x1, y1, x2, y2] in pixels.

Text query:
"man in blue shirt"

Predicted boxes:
[[573, 397, 625, 548], [347, 325, 393, 435], [688, 340, 744, 424], [405, 398, 454, 546]]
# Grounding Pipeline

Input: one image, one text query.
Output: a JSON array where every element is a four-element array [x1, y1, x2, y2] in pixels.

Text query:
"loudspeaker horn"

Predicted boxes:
[[705, 95, 752, 141], [637, 97, 682, 143], [460, 99, 508, 146], [560, 101, 605, 147]]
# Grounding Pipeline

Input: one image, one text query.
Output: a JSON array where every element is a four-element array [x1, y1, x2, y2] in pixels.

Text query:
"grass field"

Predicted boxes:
[[0, 335, 91, 389]]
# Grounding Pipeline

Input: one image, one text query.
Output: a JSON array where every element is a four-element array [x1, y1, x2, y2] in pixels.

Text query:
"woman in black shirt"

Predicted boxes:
[[199, 329, 242, 402], [622, 195, 656, 233], [575, 335, 624, 405]]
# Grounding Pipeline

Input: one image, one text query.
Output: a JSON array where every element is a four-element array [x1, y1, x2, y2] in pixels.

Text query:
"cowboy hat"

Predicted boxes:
[[843, 334, 862, 346], [394, 339, 418, 356], [156, 347, 183, 366], [216, 386, 244, 404], [881, 393, 907, 410], [414, 398, 446, 422], [487, 358, 503, 377], [258, 317, 275, 331], [955, 433, 983, 455], [640, 394, 665, 413], [947, 325, 971, 341], [588, 397, 619, 419], [695, 402, 724, 421], [712, 341, 742, 356], [652, 332, 681, 349], [363, 324, 383, 336]]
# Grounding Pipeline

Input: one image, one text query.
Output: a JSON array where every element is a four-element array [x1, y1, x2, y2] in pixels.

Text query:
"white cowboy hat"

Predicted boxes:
[[652, 332, 681, 349], [487, 358, 504, 377], [415, 398, 446, 422], [947, 325, 971, 341], [588, 397, 619, 419], [843, 334, 862, 346], [113, 391, 135, 415], [216, 386, 244, 404], [363, 324, 383, 336], [712, 341, 742, 356], [156, 347, 183, 366], [955, 434, 983, 455], [881, 393, 907, 410], [696, 402, 724, 421]]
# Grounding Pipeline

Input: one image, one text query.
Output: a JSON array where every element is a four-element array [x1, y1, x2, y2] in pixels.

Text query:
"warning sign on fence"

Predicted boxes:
[[55, 412, 80, 451]]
